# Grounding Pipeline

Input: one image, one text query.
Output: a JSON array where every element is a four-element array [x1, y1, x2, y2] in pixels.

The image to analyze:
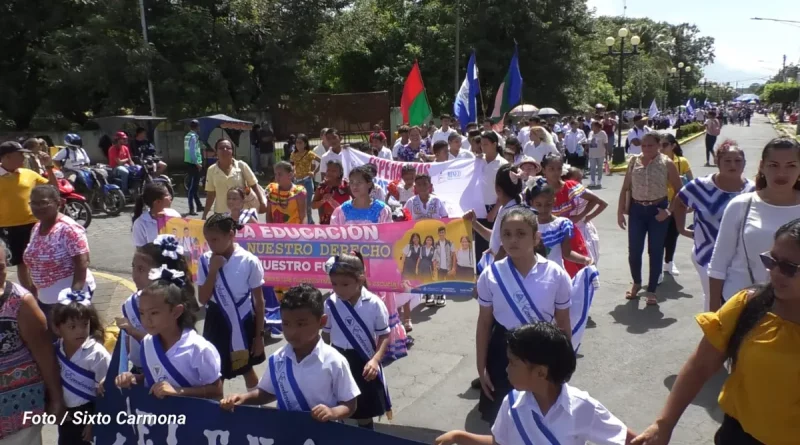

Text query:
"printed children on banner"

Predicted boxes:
[[197, 214, 266, 391], [53, 289, 110, 445], [436, 322, 635, 445], [115, 265, 222, 399], [117, 235, 192, 374], [220, 284, 360, 422], [322, 252, 393, 430]]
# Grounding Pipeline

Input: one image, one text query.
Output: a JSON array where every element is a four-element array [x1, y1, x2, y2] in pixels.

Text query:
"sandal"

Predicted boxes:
[[403, 321, 413, 333], [625, 285, 641, 300], [645, 293, 659, 306]]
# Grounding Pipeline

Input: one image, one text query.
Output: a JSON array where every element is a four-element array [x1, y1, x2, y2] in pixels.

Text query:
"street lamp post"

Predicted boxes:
[[605, 28, 641, 165], [669, 63, 692, 107]]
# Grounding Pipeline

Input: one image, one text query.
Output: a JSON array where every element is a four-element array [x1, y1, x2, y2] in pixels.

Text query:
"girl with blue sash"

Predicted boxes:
[[52, 289, 110, 445], [475, 207, 573, 423], [116, 267, 222, 400], [436, 323, 635, 445], [220, 284, 361, 423], [197, 214, 266, 392], [322, 252, 393, 430], [118, 235, 190, 374]]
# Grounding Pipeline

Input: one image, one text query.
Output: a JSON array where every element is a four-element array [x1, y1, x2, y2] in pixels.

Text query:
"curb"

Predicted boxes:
[[93, 271, 138, 292], [607, 130, 707, 173]]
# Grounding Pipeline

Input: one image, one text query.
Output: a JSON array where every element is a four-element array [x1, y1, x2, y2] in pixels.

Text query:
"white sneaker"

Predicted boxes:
[[658, 272, 664, 284], [590, 181, 597, 188], [663, 262, 680, 276]]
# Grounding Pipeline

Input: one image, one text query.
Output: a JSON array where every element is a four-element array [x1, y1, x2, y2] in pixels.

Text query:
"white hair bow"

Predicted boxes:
[[57, 288, 91, 307], [148, 266, 186, 288], [154, 234, 184, 260]]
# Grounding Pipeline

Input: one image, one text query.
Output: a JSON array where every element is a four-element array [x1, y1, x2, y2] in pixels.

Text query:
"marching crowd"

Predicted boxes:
[[0, 106, 799, 445]]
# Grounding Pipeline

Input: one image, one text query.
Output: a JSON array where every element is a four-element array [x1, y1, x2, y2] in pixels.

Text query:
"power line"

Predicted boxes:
[[751, 17, 800, 24]]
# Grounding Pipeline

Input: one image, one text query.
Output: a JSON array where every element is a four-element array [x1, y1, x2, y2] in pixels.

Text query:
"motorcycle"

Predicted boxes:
[[69, 167, 127, 217], [121, 155, 174, 203], [56, 172, 92, 229]]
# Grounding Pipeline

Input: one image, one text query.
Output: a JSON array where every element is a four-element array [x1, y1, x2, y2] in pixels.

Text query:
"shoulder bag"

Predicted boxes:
[[239, 160, 267, 214]]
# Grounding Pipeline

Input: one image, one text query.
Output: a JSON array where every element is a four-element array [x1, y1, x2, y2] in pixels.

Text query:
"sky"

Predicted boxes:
[[587, 0, 800, 86]]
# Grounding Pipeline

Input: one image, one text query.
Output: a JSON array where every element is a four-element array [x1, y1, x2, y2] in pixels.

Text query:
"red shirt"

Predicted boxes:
[[314, 181, 351, 225], [108, 145, 131, 168]]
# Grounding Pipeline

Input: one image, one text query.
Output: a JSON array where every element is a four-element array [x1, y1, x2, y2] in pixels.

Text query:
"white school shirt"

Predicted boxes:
[[121, 291, 144, 368], [455, 148, 476, 159], [492, 385, 628, 445], [396, 182, 416, 204], [132, 208, 183, 247], [563, 130, 586, 155], [141, 329, 221, 388], [257, 338, 361, 410], [197, 244, 265, 309], [54, 147, 91, 170], [489, 202, 524, 255], [456, 248, 474, 268], [319, 149, 343, 177], [479, 156, 509, 206], [392, 139, 407, 159], [626, 126, 651, 155], [377, 147, 393, 160], [323, 288, 391, 350], [58, 338, 111, 408], [432, 128, 457, 145], [523, 141, 560, 162], [477, 255, 571, 330], [708, 192, 800, 300], [517, 126, 531, 147], [313, 144, 327, 182], [404, 195, 448, 220]]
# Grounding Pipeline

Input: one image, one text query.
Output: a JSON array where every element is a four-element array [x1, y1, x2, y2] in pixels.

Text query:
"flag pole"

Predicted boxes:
[[416, 60, 434, 125], [476, 50, 488, 120]]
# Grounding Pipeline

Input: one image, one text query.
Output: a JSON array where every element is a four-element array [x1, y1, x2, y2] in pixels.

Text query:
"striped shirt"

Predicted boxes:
[[677, 174, 755, 267], [539, 217, 574, 270], [553, 180, 585, 217]]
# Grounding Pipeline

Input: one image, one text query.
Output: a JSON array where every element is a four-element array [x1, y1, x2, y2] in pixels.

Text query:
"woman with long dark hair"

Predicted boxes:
[[289, 133, 319, 223], [707, 137, 800, 311], [632, 218, 800, 445], [660, 133, 693, 279]]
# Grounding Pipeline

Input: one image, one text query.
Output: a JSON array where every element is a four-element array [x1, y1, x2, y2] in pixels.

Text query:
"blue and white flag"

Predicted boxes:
[[704, 98, 710, 108], [454, 51, 479, 132], [686, 98, 694, 116], [648, 99, 659, 119]]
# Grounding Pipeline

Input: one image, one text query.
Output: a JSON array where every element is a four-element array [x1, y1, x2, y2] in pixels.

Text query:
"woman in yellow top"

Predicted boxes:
[[289, 134, 319, 224], [202, 139, 265, 219], [661, 133, 693, 279], [633, 218, 800, 445], [266, 161, 307, 224]]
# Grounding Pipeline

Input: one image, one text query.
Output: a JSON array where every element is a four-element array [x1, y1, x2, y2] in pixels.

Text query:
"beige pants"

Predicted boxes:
[[0, 425, 43, 445]]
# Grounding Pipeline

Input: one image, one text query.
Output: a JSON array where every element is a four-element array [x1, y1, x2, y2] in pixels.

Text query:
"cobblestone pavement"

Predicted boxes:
[[34, 116, 777, 444]]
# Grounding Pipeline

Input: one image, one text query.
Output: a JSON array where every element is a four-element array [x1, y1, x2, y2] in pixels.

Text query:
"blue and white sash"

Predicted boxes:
[[141, 335, 192, 388], [121, 291, 143, 367], [268, 354, 311, 412], [508, 390, 562, 445], [569, 266, 599, 353], [325, 296, 392, 413], [490, 259, 547, 326], [477, 251, 494, 277], [200, 255, 251, 353], [56, 340, 97, 404]]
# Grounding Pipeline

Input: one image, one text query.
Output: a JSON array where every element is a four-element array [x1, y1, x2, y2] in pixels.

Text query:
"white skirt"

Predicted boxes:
[[576, 221, 600, 266]]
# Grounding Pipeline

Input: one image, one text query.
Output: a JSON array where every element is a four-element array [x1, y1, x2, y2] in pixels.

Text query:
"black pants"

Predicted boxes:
[[185, 163, 203, 212], [715, 415, 764, 445], [664, 215, 679, 264], [476, 204, 496, 265], [705, 134, 718, 164], [58, 403, 94, 445]]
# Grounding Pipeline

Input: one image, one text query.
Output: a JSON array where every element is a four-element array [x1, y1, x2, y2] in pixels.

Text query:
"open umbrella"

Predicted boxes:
[[537, 107, 560, 118], [509, 104, 539, 117]]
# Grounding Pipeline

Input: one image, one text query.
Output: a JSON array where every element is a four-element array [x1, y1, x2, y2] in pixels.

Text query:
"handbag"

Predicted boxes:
[[238, 160, 267, 214], [738, 196, 755, 284], [622, 157, 637, 215]]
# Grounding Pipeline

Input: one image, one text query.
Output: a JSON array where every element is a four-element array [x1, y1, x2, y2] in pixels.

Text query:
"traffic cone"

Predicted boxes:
[[604, 159, 611, 175]]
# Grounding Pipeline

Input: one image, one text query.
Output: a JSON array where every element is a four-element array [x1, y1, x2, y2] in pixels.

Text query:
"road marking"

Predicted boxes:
[[93, 271, 137, 292]]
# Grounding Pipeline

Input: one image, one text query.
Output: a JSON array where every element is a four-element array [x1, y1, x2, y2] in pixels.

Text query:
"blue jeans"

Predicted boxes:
[[628, 200, 669, 292], [295, 177, 315, 223], [251, 144, 261, 173], [113, 166, 130, 195], [588, 157, 603, 184]]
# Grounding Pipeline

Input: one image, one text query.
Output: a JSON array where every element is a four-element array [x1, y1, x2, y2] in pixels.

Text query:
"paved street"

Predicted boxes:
[[40, 116, 776, 444]]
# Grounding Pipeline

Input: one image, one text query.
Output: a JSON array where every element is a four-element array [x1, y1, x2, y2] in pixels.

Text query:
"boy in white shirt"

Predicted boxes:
[[392, 125, 410, 160], [432, 114, 458, 145], [221, 284, 360, 422], [370, 133, 393, 160], [449, 132, 475, 159], [436, 322, 635, 445]]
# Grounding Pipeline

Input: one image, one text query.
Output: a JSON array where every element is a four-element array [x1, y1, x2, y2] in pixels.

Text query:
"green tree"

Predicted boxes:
[[762, 82, 800, 105]]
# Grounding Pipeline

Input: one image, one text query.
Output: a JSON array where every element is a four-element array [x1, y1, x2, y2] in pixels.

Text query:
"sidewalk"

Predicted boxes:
[[7, 267, 136, 324]]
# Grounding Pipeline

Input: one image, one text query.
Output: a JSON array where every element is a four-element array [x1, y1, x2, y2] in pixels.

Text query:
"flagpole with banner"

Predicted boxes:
[[400, 61, 432, 126], [490, 45, 523, 125], [453, 51, 479, 132], [648, 98, 659, 120]]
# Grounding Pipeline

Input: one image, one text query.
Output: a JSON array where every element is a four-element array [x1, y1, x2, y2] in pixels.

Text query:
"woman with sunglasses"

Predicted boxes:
[[660, 134, 693, 280], [707, 137, 800, 312], [673, 140, 755, 311], [632, 218, 800, 445]]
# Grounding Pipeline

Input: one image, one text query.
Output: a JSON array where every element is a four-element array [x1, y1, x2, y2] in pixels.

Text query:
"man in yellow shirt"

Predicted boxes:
[[0, 141, 58, 290]]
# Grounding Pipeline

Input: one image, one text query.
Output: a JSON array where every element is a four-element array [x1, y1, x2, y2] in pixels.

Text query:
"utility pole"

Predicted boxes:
[[139, 0, 156, 116], [454, 0, 460, 96], [783, 54, 787, 82]]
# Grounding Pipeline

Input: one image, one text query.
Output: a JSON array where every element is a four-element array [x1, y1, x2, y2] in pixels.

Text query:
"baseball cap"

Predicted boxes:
[[115, 131, 128, 140], [0, 141, 31, 157]]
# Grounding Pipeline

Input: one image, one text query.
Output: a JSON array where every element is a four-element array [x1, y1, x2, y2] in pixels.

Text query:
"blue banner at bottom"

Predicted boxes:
[[96, 337, 425, 444]]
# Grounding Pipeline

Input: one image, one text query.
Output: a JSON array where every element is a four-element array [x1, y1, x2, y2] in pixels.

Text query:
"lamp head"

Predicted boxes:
[[670, 67, 677, 74], [685, 66, 692, 73], [618, 28, 629, 38], [678, 62, 685, 68], [605, 37, 615, 47], [630, 35, 641, 46]]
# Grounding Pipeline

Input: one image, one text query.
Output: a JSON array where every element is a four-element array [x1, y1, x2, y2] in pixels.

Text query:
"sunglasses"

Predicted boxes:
[[760, 252, 800, 278]]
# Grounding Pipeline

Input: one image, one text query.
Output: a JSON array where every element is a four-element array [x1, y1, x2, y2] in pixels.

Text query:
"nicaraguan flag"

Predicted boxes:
[[454, 51, 479, 132], [648, 99, 659, 119], [686, 98, 694, 115]]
